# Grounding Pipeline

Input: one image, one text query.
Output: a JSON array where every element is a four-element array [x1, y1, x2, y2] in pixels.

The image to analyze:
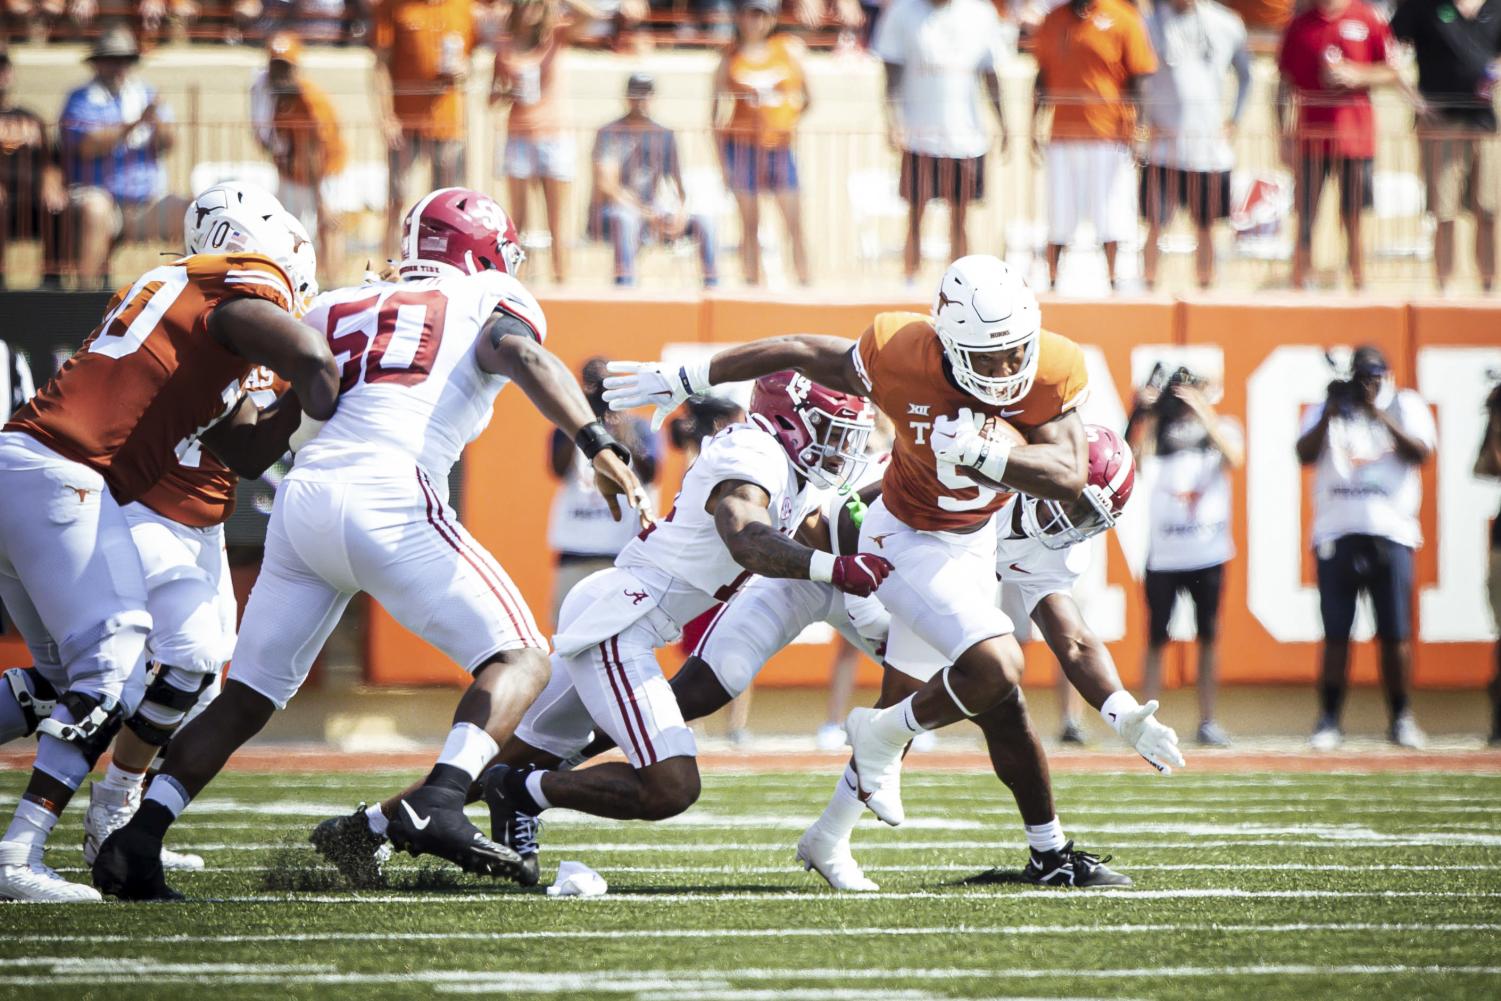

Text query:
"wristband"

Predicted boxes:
[[678, 358, 714, 399], [575, 421, 630, 464], [974, 435, 1013, 485], [808, 550, 836, 583], [1099, 690, 1141, 735]]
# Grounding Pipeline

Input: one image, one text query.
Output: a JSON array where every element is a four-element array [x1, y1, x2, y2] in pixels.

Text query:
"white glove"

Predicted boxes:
[[601, 359, 712, 431], [1102, 693, 1185, 774], [929, 408, 984, 465]]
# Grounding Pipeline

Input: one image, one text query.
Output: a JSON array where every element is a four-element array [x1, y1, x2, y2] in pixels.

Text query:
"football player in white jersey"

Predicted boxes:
[[92, 188, 652, 901], [495, 426, 1181, 889], [457, 374, 892, 854]]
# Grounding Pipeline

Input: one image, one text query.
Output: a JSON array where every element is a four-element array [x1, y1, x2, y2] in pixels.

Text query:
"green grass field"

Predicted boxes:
[[2, 766, 1500, 1000]]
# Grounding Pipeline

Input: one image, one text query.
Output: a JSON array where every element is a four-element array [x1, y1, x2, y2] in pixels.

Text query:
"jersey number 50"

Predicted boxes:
[[324, 290, 449, 392]]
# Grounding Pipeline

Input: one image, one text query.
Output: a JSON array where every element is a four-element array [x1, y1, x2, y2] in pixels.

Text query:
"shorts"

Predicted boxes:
[[500, 133, 577, 183], [1045, 140, 1138, 246], [121, 503, 236, 675], [693, 574, 883, 699], [857, 497, 1012, 681], [1487, 547, 1500, 634], [1419, 130, 1498, 222], [229, 466, 545, 710], [0, 432, 150, 701], [720, 139, 798, 194], [1294, 152, 1373, 240], [1143, 563, 1225, 645], [513, 566, 695, 769], [899, 151, 985, 204], [69, 187, 188, 244], [1139, 164, 1233, 228], [1315, 533, 1414, 644]]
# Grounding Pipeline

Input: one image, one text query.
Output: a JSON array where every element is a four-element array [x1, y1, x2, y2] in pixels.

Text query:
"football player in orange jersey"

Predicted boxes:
[[605, 254, 1183, 886], [0, 202, 338, 902]]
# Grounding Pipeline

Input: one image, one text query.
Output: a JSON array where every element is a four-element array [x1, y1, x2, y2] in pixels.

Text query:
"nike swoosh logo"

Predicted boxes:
[[399, 800, 431, 831], [998, 408, 1024, 417], [1008, 562, 1031, 574]]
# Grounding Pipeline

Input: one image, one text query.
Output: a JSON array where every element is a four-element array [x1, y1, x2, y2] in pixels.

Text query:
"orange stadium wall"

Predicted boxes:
[[347, 294, 1500, 693]]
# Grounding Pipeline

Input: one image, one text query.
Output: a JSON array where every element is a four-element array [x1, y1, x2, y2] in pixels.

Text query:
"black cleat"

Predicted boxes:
[[482, 766, 544, 887], [310, 804, 391, 888], [386, 784, 521, 878], [1021, 841, 1131, 887], [92, 824, 185, 901]]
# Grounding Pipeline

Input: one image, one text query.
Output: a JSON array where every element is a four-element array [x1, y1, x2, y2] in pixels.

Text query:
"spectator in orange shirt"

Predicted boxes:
[[372, 0, 475, 256], [711, 0, 812, 286], [1032, 0, 1158, 291], [255, 32, 347, 277]]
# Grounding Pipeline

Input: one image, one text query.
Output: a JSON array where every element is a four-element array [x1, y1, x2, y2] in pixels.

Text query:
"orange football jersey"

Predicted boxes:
[[137, 367, 287, 528], [5, 254, 295, 507], [853, 312, 1089, 532]]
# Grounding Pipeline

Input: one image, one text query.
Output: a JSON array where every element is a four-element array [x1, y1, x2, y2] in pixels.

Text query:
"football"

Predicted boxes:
[[952, 414, 1025, 490]]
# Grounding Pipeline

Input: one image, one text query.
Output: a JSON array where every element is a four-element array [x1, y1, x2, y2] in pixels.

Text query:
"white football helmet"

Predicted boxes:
[[930, 255, 1041, 406], [184, 182, 319, 317]]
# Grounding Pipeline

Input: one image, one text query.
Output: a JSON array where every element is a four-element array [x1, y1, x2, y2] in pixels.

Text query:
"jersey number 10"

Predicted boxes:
[[324, 289, 449, 392]]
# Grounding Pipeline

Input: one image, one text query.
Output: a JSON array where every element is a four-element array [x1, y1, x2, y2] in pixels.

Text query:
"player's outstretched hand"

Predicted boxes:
[[929, 408, 985, 467], [1116, 699, 1186, 775], [602, 361, 693, 431], [592, 449, 657, 531], [830, 553, 894, 597]]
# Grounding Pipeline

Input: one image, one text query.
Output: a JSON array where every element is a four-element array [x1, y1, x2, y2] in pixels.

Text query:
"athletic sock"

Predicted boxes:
[[141, 774, 191, 831], [2, 796, 60, 850], [430, 722, 500, 790], [870, 698, 926, 745], [100, 760, 148, 797], [1024, 817, 1067, 854], [1388, 691, 1410, 718], [1318, 684, 1344, 722], [812, 765, 863, 840], [523, 769, 552, 812], [365, 803, 389, 837]]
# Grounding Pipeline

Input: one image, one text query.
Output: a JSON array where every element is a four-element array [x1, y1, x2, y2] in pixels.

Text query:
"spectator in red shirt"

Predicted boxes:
[[1276, 0, 1400, 290]]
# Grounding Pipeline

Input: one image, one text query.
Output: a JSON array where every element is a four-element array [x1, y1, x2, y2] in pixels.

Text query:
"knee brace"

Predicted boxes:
[[2, 666, 59, 738], [57, 609, 152, 701], [36, 688, 126, 765], [125, 664, 215, 747]]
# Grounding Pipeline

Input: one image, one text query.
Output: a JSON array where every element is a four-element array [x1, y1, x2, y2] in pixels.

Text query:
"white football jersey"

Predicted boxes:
[[994, 496, 1089, 614], [616, 422, 818, 626], [293, 270, 546, 486]]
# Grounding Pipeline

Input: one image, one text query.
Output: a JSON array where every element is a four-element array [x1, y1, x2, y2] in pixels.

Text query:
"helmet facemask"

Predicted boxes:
[[1020, 485, 1116, 551], [936, 331, 1040, 406], [795, 405, 874, 490]]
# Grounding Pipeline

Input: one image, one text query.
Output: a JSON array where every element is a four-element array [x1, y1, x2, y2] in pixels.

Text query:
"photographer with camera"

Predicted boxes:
[[1296, 345, 1435, 750], [1126, 363, 1243, 747], [1476, 381, 1501, 746]]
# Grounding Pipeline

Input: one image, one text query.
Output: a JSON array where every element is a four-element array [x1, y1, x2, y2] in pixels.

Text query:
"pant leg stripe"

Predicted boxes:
[[599, 640, 647, 765]]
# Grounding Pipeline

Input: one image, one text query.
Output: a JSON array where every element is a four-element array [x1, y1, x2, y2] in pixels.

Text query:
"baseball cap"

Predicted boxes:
[[743, 0, 779, 12], [1352, 345, 1389, 378], [625, 72, 654, 97], [268, 31, 303, 66]]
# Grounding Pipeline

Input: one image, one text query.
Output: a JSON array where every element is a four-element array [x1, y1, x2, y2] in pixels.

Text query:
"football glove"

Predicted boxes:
[[812, 552, 893, 597], [601, 359, 713, 431], [930, 408, 1012, 485], [1105, 696, 1185, 774]]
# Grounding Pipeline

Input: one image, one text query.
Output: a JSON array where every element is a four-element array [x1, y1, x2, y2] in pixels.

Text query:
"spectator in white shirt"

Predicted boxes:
[[1126, 363, 1243, 747], [872, 0, 1008, 284], [1139, 0, 1252, 290], [1296, 345, 1436, 751], [1476, 381, 1501, 746]]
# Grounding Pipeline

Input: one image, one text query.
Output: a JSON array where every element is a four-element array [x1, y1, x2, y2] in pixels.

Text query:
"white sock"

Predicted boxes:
[[1024, 816, 1067, 854], [365, 803, 389, 837], [524, 769, 552, 811], [813, 765, 864, 839], [143, 774, 190, 819], [100, 760, 148, 796], [2, 797, 60, 850], [870, 698, 926, 745], [435, 722, 500, 783]]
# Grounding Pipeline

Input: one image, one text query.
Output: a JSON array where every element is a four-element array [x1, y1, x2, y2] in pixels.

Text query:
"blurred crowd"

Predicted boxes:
[[0, 0, 1499, 293]]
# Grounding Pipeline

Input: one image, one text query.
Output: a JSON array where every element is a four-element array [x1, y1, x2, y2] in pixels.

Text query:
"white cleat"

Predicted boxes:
[[82, 781, 205, 872], [797, 825, 879, 892], [0, 840, 102, 902], [844, 708, 907, 827]]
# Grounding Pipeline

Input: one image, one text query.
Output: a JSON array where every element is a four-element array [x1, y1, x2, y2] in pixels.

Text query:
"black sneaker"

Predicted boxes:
[[92, 824, 185, 901], [1021, 841, 1132, 887], [387, 784, 520, 878], [481, 765, 543, 887], [310, 804, 392, 888], [1058, 720, 1087, 745]]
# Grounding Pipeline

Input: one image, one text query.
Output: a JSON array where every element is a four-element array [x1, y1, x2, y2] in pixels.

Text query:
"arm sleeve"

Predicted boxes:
[[870, 0, 907, 64], [1370, 12, 1393, 63], [210, 254, 297, 313], [976, 4, 1001, 72], [705, 429, 793, 501], [853, 326, 883, 395], [481, 274, 548, 343], [58, 89, 98, 145], [1124, 12, 1159, 77], [1058, 343, 1090, 414], [1397, 391, 1437, 450]]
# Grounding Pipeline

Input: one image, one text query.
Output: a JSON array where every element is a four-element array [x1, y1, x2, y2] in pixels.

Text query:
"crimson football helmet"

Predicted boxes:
[[748, 371, 874, 489], [1021, 424, 1135, 550], [397, 187, 526, 280]]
